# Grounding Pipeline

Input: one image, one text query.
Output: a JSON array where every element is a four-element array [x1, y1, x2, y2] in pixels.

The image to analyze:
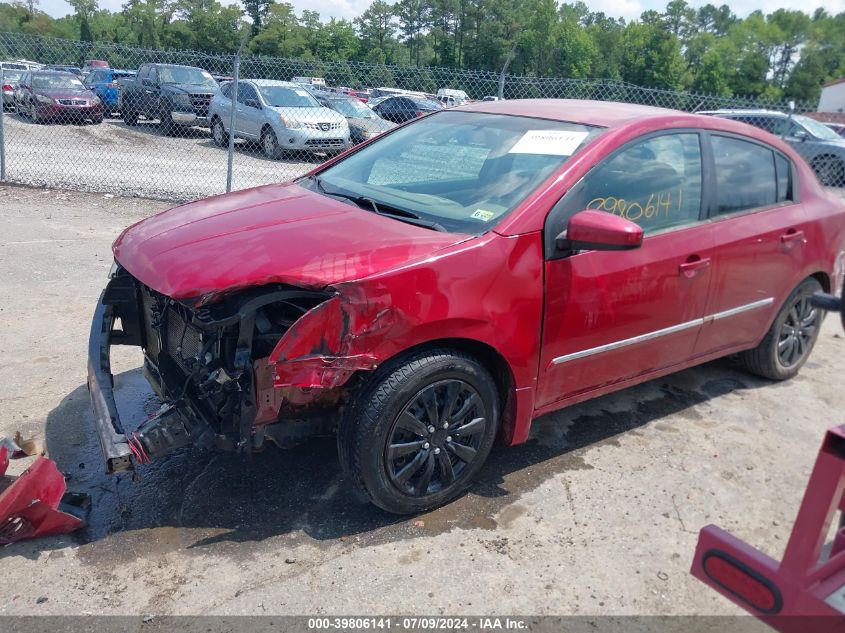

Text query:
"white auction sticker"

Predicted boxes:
[[508, 130, 589, 156]]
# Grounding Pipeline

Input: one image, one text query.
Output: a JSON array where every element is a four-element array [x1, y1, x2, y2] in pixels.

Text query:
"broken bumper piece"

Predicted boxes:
[[87, 295, 135, 473], [0, 447, 90, 545]]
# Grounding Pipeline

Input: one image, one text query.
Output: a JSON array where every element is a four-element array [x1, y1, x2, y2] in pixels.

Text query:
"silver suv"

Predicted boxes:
[[701, 109, 845, 187], [209, 79, 351, 158]]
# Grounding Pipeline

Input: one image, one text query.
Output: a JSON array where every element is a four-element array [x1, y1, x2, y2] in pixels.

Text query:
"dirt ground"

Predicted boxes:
[[1, 183, 844, 618]]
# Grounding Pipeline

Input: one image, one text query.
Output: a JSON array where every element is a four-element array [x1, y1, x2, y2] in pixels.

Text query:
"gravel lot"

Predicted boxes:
[[0, 184, 844, 621], [1, 111, 322, 200]]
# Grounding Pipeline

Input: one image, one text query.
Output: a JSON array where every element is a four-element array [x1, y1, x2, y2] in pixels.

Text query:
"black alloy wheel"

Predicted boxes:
[[385, 379, 487, 497]]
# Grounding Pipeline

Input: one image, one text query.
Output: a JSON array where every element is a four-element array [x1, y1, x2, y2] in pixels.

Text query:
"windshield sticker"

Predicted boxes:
[[471, 209, 496, 221], [508, 130, 589, 156], [295, 89, 310, 97]]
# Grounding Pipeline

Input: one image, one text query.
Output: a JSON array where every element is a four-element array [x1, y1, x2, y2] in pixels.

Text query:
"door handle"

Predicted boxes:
[[679, 256, 711, 278], [780, 230, 806, 247]]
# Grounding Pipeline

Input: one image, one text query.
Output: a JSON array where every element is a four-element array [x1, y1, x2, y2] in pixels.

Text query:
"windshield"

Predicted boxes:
[[308, 110, 602, 234], [158, 67, 216, 87], [326, 98, 374, 118], [258, 85, 319, 107], [795, 115, 843, 141], [33, 74, 85, 90]]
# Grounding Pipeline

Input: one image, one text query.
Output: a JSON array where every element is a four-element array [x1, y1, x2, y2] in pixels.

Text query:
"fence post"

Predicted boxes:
[[498, 43, 516, 100], [0, 64, 5, 182], [226, 29, 251, 194]]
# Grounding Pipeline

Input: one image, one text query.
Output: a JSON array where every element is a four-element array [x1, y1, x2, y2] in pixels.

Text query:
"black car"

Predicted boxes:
[[119, 63, 218, 134], [317, 94, 395, 143], [371, 95, 442, 124]]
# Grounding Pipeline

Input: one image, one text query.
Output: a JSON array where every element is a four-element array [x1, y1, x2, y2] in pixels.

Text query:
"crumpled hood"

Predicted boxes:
[[113, 182, 466, 302]]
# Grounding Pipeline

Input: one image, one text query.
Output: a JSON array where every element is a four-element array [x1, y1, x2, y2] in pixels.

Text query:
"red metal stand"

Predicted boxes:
[[691, 424, 845, 630]]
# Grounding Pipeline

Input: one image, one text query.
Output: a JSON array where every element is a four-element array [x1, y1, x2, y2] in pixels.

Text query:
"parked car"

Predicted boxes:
[[702, 109, 845, 187], [1, 59, 41, 71], [82, 59, 109, 74], [316, 94, 395, 144], [366, 95, 390, 109], [371, 94, 443, 123], [90, 99, 845, 514], [350, 90, 370, 103], [14, 70, 103, 124], [84, 68, 136, 116], [482, 96, 501, 101], [825, 122, 845, 139], [209, 79, 350, 158], [1, 69, 23, 110], [120, 63, 217, 134], [437, 88, 468, 107], [291, 76, 326, 88], [43, 64, 83, 77]]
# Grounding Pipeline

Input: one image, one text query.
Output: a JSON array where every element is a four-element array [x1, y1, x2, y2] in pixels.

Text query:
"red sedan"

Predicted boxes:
[[14, 70, 104, 124], [90, 99, 845, 513]]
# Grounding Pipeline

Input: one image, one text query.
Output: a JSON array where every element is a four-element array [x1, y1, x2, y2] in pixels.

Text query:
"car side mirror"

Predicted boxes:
[[792, 129, 809, 142], [244, 99, 261, 109], [556, 210, 643, 252]]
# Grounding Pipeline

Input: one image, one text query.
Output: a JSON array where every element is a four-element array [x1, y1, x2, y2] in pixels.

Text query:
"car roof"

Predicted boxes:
[[30, 70, 78, 76], [699, 109, 787, 117], [459, 98, 702, 128], [246, 79, 301, 88]]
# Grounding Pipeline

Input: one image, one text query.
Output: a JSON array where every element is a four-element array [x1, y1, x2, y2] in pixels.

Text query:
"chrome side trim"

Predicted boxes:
[[551, 318, 702, 365], [551, 297, 774, 366], [704, 297, 774, 322]]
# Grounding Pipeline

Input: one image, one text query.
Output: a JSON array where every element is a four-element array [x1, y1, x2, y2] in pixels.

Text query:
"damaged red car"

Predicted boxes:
[[89, 99, 845, 513]]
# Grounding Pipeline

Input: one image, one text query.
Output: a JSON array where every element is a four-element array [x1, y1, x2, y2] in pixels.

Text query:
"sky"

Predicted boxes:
[[34, 0, 845, 23]]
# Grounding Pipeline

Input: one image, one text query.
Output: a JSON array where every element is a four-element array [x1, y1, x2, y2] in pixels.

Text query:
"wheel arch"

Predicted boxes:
[[810, 270, 831, 293], [361, 336, 519, 445]]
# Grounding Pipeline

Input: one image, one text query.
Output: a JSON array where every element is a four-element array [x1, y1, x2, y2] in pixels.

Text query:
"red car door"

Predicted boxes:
[[694, 134, 810, 355], [537, 131, 715, 409]]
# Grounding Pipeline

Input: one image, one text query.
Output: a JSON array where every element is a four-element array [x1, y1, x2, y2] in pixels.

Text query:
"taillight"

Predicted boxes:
[[1, 84, 12, 92], [702, 551, 782, 614], [415, 110, 424, 117]]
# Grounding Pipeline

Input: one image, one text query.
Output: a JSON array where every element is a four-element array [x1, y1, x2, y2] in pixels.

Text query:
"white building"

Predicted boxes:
[[819, 77, 845, 113]]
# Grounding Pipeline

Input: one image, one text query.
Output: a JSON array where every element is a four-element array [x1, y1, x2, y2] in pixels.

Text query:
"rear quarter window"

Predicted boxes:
[[712, 136, 779, 214]]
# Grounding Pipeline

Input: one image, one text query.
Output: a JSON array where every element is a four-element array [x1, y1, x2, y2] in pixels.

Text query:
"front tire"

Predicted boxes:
[[261, 126, 280, 159], [123, 108, 138, 126], [340, 349, 499, 514], [737, 277, 823, 380]]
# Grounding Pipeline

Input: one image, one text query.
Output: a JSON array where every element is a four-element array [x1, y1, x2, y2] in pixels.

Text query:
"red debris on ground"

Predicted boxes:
[[0, 448, 88, 545]]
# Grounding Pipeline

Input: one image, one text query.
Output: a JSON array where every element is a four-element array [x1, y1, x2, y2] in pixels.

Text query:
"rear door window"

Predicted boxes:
[[711, 136, 778, 214]]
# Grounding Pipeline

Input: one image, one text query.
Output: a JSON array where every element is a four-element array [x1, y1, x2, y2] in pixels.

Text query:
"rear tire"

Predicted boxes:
[[123, 109, 137, 126], [339, 349, 499, 514], [261, 126, 280, 159], [211, 117, 228, 147], [737, 277, 823, 380], [92, 115, 103, 125]]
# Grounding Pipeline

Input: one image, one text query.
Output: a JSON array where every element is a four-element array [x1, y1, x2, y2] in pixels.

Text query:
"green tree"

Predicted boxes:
[[67, 0, 99, 41]]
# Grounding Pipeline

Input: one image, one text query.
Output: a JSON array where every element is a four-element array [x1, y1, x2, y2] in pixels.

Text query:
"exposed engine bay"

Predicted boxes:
[[101, 264, 342, 470]]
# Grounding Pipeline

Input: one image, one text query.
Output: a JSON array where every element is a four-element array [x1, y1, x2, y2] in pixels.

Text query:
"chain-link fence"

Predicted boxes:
[[0, 30, 842, 201]]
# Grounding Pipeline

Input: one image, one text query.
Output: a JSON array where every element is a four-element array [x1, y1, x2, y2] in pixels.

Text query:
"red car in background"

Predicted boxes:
[[14, 70, 104, 124], [90, 99, 845, 514]]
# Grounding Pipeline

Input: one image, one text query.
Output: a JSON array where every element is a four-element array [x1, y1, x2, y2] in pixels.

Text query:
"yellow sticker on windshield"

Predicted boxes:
[[471, 209, 496, 221]]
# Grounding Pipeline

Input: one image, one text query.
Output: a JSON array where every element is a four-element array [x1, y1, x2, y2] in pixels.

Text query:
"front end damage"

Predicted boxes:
[[87, 263, 365, 473]]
